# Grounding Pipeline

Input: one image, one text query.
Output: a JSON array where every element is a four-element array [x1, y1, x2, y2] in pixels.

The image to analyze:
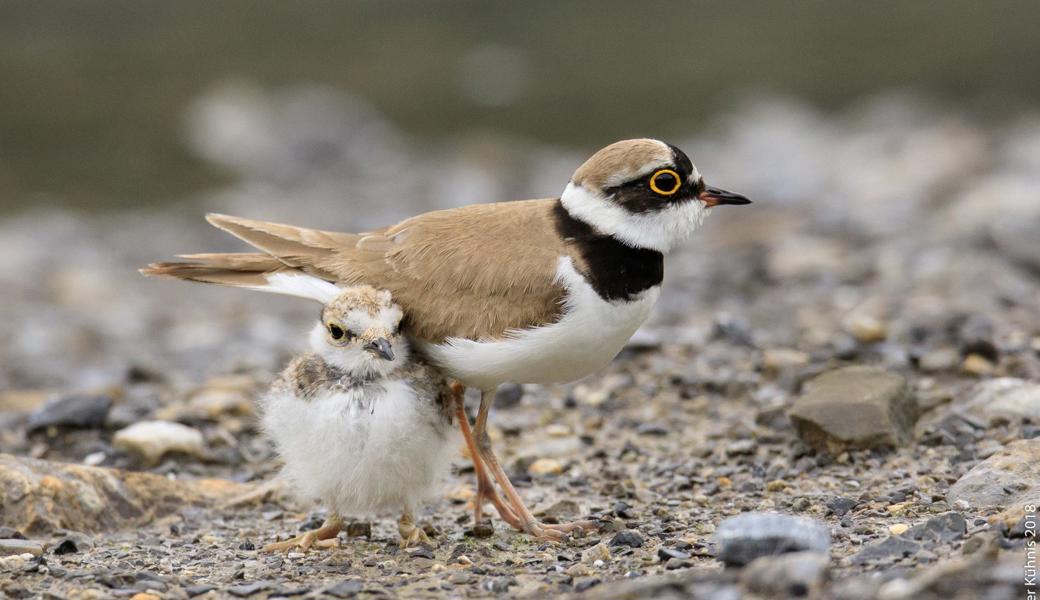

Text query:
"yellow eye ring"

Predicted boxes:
[[649, 169, 682, 196]]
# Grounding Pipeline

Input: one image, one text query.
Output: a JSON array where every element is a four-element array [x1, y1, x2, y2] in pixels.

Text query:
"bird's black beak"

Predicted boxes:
[[364, 338, 395, 361], [698, 185, 752, 207]]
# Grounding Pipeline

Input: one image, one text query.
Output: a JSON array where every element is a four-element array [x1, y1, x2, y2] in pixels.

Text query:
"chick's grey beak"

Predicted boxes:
[[364, 338, 395, 361], [698, 185, 752, 207]]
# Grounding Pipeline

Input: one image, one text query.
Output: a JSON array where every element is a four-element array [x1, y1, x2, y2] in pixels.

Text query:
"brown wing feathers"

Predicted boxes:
[[141, 201, 569, 342]]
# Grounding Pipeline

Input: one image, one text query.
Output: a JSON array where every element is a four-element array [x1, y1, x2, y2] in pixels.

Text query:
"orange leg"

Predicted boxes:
[[472, 388, 597, 541], [451, 382, 522, 531]]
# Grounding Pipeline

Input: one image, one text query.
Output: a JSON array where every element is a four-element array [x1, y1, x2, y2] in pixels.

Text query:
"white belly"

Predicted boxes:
[[262, 379, 458, 515], [422, 257, 660, 390]]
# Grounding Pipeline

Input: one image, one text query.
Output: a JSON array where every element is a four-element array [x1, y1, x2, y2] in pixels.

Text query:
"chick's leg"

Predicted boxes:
[[260, 513, 343, 552], [473, 388, 598, 541], [451, 382, 522, 531]]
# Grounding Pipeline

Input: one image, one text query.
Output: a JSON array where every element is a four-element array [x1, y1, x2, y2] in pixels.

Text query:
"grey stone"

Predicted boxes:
[[658, 546, 692, 562], [947, 439, 1040, 510], [227, 582, 270, 597], [27, 393, 112, 432], [714, 512, 830, 567], [963, 378, 1040, 423], [825, 496, 858, 517], [741, 551, 829, 597], [902, 513, 967, 543], [788, 367, 918, 453], [0, 538, 43, 557], [850, 536, 921, 565], [494, 383, 524, 409], [324, 580, 364, 597], [609, 529, 645, 549]]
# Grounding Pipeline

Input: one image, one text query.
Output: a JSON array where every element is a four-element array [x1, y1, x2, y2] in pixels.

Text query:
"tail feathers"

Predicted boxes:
[[205, 213, 359, 268], [140, 252, 283, 288], [141, 253, 342, 304]]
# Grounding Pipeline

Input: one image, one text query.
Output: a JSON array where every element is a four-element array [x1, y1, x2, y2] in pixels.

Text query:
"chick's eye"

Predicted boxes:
[[649, 169, 682, 196], [328, 324, 346, 340]]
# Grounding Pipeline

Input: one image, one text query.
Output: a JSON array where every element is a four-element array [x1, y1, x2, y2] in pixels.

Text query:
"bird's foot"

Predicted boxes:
[[513, 518, 597, 542], [261, 515, 343, 553], [397, 513, 431, 549]]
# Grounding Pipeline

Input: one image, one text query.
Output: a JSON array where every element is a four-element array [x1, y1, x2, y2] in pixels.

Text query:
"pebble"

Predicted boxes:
[[185, 585, 216, 597], [714, 512, 830, 567], [0, 553, 32, 573], [947, 439, 1040, 509], [762, 348, 811, 371], [961, 354, 995, 376], [26, 392, 113, 432], [788, 367, 918, 453], [0, 539, 43, 557], [741, 551, 829, 597], [850, 536, 921, 565], [888, 524, 909, 536], [609, 529, 645, 549], [227, 582, 270, 597], [825, 496, 858, 517], [112, 420, 206, 465], [494, 383, 524, 409], [527, 457, 563, 476], [581, 542, 611, 564], [657, 547, 692, 562], [917, 348, 960, 372], [847, 314, 888, 343]]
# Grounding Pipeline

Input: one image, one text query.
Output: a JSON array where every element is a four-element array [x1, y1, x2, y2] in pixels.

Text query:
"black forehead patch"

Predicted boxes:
[[667, 143, 694, 180]]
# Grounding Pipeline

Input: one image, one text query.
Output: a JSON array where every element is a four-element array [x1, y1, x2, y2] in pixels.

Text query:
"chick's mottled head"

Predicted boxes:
[[310, 285, 407, 375]]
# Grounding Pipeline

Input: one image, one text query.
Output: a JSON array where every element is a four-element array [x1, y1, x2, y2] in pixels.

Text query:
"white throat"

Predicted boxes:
[[560, 182, 710, 253]]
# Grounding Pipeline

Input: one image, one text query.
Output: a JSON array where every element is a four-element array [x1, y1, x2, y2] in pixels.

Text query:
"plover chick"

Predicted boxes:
[[259, 278, 459, 552]]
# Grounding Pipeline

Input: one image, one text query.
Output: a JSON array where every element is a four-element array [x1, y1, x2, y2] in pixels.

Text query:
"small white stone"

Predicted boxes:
[[113, 421, 206, 465]]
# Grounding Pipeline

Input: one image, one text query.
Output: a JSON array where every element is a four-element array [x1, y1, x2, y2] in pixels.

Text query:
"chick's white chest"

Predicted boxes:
[[263, 377, 457, 515]]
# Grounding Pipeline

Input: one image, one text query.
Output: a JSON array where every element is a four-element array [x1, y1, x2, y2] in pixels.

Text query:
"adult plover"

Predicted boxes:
[[144, 138, 751, 540], [258, 279, 460, 551]]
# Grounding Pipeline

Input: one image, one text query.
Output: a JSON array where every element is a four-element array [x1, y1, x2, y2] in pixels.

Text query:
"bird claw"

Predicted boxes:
[[260, 516, 343, 553]]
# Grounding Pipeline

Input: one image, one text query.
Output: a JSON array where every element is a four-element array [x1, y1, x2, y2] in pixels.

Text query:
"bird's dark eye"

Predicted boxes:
[[649, 169, 681, 196], [328, 324, 345, 340]]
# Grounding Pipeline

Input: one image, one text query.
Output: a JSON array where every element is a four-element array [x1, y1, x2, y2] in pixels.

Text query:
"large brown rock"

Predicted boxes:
[[788, 367, 918, 453], [0, 454, 248, 535]]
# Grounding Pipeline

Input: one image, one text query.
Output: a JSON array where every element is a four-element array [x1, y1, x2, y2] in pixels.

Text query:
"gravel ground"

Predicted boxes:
[[1, 90, 1039, 599]]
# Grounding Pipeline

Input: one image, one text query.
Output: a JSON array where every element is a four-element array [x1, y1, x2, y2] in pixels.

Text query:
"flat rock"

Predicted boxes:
[[112, 420, 206, 465], [0, 453, 247, 535], [714, 512, 830, 567], [0, 539, 43, 557], [851, 536, 922, 565], [947, 439, 1040, 510], [963, 378, 1040, 423], [788, 367, 918, 453], [741, 551, 829, 597]]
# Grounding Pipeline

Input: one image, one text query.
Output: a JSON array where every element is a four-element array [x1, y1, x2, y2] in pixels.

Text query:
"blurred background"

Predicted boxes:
[[1, 1, 1038, 391]]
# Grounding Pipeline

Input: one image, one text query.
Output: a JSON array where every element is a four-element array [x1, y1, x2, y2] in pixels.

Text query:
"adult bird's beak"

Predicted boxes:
[[364, 338, 395, 361], [698, 185, 752, 207]]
